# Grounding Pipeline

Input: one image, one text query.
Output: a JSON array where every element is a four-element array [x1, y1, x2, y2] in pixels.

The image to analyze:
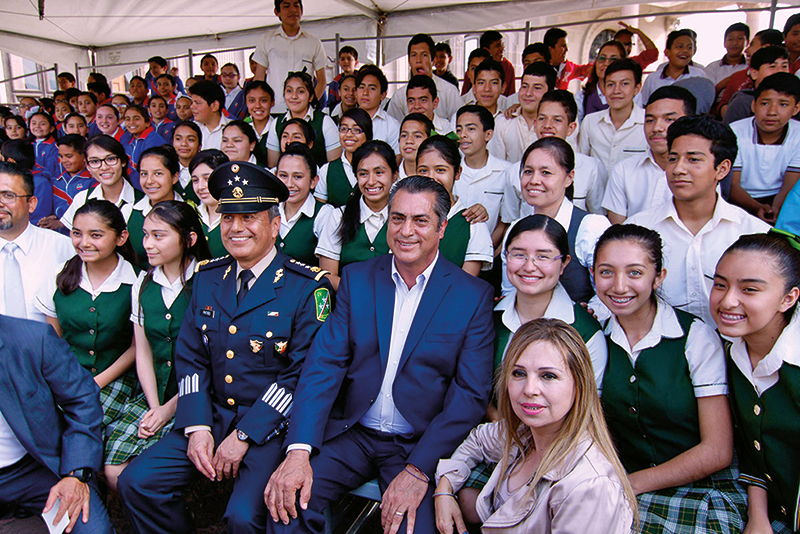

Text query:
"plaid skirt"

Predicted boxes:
[[104, 392, 175, 466], [637, 462, 748, 534], [465, 462, 496, 490], [99, 373, 137, 431], [770, 518, 794, 534]]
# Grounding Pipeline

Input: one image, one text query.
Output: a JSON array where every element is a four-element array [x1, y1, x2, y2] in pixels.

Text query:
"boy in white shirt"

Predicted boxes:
[[355, 65, 400, 152], [405, 75, 453, 136]]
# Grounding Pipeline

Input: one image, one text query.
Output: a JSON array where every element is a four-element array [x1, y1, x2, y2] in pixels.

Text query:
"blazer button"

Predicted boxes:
[[369, 246, 375, 252], [226, 350, 234, 359], [202, 324, 207, 331], [89, 307, 96, 313], [229, 325, 237, 334], [227, 398, 236, 406], [266, 331, 273, 338], [629, 375, 636, 383], [628, 406, 637, 414], [89, 329, 95, 335], [753, 404, 761, 416], [754, 440, 761, 451], [225, 375, 233, 384], [165, 313, 172, 320]]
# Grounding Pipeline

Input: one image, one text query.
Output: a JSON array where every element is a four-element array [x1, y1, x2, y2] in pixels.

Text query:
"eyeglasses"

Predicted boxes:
[[221, 72, 239, 78], [596, 55, 621, 63], [86, 155, 121, 168], [0, 190, 32, 203], [505, 252, 564, 266], [338, 125, 364, 135]]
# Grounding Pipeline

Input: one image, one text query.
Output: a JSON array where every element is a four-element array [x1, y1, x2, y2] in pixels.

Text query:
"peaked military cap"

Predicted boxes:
[[208, 161, 289, 213]]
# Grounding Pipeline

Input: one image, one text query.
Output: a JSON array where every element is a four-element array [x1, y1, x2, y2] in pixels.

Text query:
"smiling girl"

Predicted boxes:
[[28, 110, 60, 178], [121, 104, 168, 189], [315, 108, 372, 207], [243, 81, 274, 167], [190, 149, 229, 257], [148, 95, 175, 141], [221, 120, 258, 164], [171, 121, 202, 205], [95, 104, 125, 140], [4, 115, 28, 140]]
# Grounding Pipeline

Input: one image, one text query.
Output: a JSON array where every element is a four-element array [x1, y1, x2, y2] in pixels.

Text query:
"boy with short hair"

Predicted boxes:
[[220, 62, 246, 120], [57, 72, 75, 91], [87, 81, 111, 106], [705, 23, 750, 87], [49, 134, 95, 222], [455, 104, 511, 245], [480, 31, 515, 96], [199, 54, 219, 83], [729, 72, 800, 224], [579, 58, 647, 172], [462, 48, 492, 96], [433, 42, 459, 88], [626, 115, 769, 326], [614, 22, 659, 70], [723, 45, 790, 124], [603, 85, 696, 223], [544, 27, 593, 90], [521, 43, 551, 68], [463, 59, 508, 116], [327, 46, 359, 110], [156, 73, 179, 120], [398, 113, 433, 179], [405, 74, 453, 135], [355, 65, 399, 152], [146, 55, 185, 96], [493, 62, 556, 163], [640, 29, 710, 102], [188, 80, 229, 150]]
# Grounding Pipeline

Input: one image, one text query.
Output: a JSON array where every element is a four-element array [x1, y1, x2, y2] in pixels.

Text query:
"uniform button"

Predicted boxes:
[[167, 361, 171, 367], [628, 406, 637, 414], [229, 325, 237, 334], [765, 473, 773, 482], [344, 424, 349, 429], [369, 398, 374, 404], [88, 350, 95, 356], [753, 404, 761, 416], [202, 324, 207, 331], [280, 242, 285, 248], [781, 506, 787, 516], [266, 331, 273, 338], [89, 307, 96, 313], [165, 313, 172, 320], [227, 398, 235, 406], [165, 336, 171, 342], [369, 246, 375, 252], [754, 440, 761, 451], [630, 375, 636, 383], [91, 367, 97, 373], [225, 375, 233, 384], [89, 329, 95, 335], [226, 350, 234, 359]]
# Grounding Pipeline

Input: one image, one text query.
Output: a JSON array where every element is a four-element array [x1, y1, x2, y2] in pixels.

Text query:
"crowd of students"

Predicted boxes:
[[3, 2, 800, 532]]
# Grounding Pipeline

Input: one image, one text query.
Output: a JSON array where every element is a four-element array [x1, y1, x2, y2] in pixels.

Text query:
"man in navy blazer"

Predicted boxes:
[[265, 176, 495, 534], [0, 315, 112, 533]]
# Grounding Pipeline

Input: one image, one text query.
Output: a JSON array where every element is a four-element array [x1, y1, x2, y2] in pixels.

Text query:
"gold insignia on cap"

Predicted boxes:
[[233, 186, 244, 199], [274, 268, 284, 284], [275, 341, 288, 354], [250, 339, 263, 353], [231, 163, 240, 172]]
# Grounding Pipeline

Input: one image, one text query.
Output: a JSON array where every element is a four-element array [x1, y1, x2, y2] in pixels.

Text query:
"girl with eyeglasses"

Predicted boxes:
[[314, 107, 372, 207]]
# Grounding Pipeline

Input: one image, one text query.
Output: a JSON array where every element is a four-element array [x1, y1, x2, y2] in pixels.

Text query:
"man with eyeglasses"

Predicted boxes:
[[0, 161, 74, 322]]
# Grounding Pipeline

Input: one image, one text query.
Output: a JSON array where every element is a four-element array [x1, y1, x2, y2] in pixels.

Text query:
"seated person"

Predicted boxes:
[[314, 108, 371, 207], [577, 40, 627, 121], [355, 65, 399, 152], [243, 81, 275, 167], [51, 134, 95, 222], [705, 23, 750, 88], [406, 74, 453, 136], [327, 74, 356, 124], [460, 59, 509, 117], [326, 46, 359, 111], [723, 45, 790, 125], [435, 318, 634, 534], [398, 113, 433, 180], [544, 27, 593, 90], [640, 29, 709, 103], [189, 80, 230, 150], [0, 139, 54, 226], [433, 41, 459, 87]]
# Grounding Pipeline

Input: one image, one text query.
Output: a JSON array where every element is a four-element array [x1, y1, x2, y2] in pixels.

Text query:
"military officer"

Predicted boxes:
[[118, 161, 333, 534]]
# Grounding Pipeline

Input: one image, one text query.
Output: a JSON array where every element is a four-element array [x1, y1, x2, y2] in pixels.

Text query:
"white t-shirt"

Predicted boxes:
[[731, 117, 800, 198]]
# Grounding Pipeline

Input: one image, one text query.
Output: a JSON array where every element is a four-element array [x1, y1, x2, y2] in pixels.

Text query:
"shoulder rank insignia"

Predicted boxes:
[[275, 341, 288, 354], [196, 255, 232, 273], [274, 268, 284, 284], [250, 339, 263, 353], [223, 265, 232, 280], [315, 288, 331, 322]]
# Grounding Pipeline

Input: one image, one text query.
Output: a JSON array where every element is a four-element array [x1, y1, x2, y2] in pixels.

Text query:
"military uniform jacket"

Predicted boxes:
[[174, 251, 333, 445]]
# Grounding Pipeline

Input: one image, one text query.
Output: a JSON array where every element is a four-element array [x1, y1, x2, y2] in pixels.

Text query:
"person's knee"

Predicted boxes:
[[224, 496, 263, 533], [103, 462, 127, 493], [117, 461, 150, 501]]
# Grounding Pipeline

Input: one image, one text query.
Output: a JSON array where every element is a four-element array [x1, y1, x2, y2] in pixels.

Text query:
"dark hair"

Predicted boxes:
[[0, 160, 33, 195], [434, 42, 452, 57], [666, 29, 697, 50], [39, 98, 55, 116], [223, 120, 258, 146], [401, 113, 434, 138], [521, 137, 575, 200], [480, 30, 503, 50], [138, 200, 212, 311], [474, 59, 505, 82], [57, 133, 87, 153], [244, 80, 275, 101], [667, 115, 737, 168], [543, 28, 568, 49], [219, 63, 238, 78], [65, 87, 82, 101], [584, 40, 627, 97], [755, 28, 785, 47], [407, 74, 437, 99], [149, 95, 168, 108], [79, 91, 98, 105], [646, 85, 697, 115], [84, 135, 130, 177], [408, 33, 435, 57], [57, 72, 76, 83], [58, 200, 137, 294], [456, 104, 495, 132], [594, 224, 664, 305], [341, 107, 373, 141], [0, 106, 13, 120], [140, 145, 180, 176], [189, 149, 229, 174], [751, 45, 790, 71], [417, 135, 461, 170], [754, 72, 800, 102], [725, 22, 750, 40], [522, 42, 551, 64], [148, 56, 168, 68], [523, 62, 557, 92], [274, 0, 303, 11], [111, 94, 131, 106], [603, 58, 643, 86], [356, 65, 388, 94], [28, 110, 56, 135], [278, 141, 317, 177], [784, 13, 800, 36], [188, 80, 225, 111], [156, 73, 176, 88], [124, 104, 150, 123], [338, 140, 397, 244], [97, 103, 120, 120], [339, 45, 358, 60], [87, 81, 111, 99], [87, 72, 108, 85], [389, 175, 451, 228], [200, 54, 218, 66], [614, 28, 634, 40], [539, 90, 578, 124], [722, 232, 800, 318], [0, 140, 35, 171], [64, 113, 86, 127], [280, 118, 316, 147], [172, 120, 203, 146], [284, 70, 320, 111], [468, 48, 492, 65], [505, 214, 570, 263]]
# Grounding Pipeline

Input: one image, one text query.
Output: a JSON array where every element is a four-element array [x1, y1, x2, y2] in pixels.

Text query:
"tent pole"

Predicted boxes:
[[74, 63, 80, 87], [769, 0, 778, 29], [188, 49, 194, 78], [335, 34, 341, 76], [525, 21, 530, 47]]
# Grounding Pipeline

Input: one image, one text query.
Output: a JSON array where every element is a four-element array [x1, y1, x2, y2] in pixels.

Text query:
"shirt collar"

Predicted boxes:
[[133, 192, 183, 216], [604, 300, 684, 353], [236, 246, 277, 281], [1, 222, 34, 255], [729, 312, 800, 379], [391, 251, 439, 290], [279, 193, 316, 223], [80, 254, 138, 295], [497, 284, 574, 332], [358, 197, 388, 224], [284, 108, 315, 122], [151, 259, 197, 289], [721, 54, 747, 66], [277, 26, 307, 40]]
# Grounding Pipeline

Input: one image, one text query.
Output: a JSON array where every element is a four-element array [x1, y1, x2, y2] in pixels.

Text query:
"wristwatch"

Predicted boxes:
[[67, 468, 93, 483], [236, 429, 250, 443]]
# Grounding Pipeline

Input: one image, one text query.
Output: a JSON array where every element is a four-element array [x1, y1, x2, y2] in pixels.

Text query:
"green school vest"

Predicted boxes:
[[276, 110, 327, 167], [128, 208, 148, 270], [727, 344, 800, 524], [340, 222, 389, 269], [439, 209, 471, 267], [325, 159, 356, 208], [53, 284, 133, 376], [202, 222, 227, 258], [602, 309, 700, 473], [175, 181, 200, 205], [277, 201, 323, 266], [245, 117, 270, 167], [139, 276, 193, 403]]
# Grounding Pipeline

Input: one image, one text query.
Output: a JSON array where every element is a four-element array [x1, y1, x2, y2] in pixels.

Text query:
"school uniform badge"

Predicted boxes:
[[314, 288, 331, 322]]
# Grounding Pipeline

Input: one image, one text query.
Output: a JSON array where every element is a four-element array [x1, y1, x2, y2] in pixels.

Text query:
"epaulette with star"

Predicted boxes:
[[195, 255, 233, 273], [285, 258, 330, 282]]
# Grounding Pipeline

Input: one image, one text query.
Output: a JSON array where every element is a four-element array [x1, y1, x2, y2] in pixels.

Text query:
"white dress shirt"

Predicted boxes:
[[388, 75, 463, 121], [449, 199, 494, 268], [130, 260, 196, 325], [0, 407, 27, 468], [196, 114, 231, 151], [578, 106, 648, 172], [278, 193, 331, 239], [731, 117, 800, 198], [315, 199, 388, 261], [640, 63, 710, 103], [493, 114, 537, 164], [61, 179, 137, 229], [602, 149, 672, 219], [266, 109, 340, 154], [456, 153, 511, 232], [370, 108, 400, 153]]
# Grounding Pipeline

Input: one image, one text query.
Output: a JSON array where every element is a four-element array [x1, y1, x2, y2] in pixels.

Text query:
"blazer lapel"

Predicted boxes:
[[0, 336, 33, 447], [376, 257, 395, 369], [211, 262, 238, 317]]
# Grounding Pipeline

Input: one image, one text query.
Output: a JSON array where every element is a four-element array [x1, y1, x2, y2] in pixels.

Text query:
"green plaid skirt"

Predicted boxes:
[[104, 392, 175, 465], [99, 373, 137, 430], [770, 518, 794, 534], [465, 462, 496, 489], [636, 462, 748, 534]]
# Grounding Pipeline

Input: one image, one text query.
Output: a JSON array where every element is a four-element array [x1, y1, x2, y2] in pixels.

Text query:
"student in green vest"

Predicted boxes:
[[266, 71, 341, 168], [398, 112, 433, 181], [275, 142, 333, 266], [593, 224, 747, 533], [129, 146, 185, 269], [316, 140, 396, 290], [171, 120, 202, 206], [315, 107, 372, 207], [415, 135, 493, 276], [104, 200, 212, 491], [34, 199, 139, 432], [221, 120, 258, 165], [190, 149, 230, 258], [243, 81, 275, 167], [711, 232, 800, 534]]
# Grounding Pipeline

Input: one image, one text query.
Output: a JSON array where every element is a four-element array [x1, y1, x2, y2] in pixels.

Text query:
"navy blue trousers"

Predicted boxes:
[[268, 425, 435, 534]]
